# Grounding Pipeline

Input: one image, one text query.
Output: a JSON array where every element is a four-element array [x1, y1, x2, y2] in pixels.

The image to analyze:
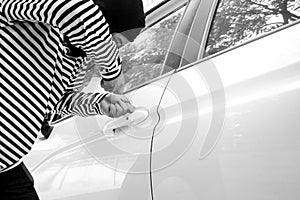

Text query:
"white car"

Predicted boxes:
[[25, 0, 300, 199]]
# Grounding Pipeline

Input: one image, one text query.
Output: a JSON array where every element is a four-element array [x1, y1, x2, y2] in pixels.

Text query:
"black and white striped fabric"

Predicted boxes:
[[0, 0, 122, 171]]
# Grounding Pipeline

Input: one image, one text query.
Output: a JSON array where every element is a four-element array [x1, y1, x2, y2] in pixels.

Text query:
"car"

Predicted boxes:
[[24, 0, 300, 199]]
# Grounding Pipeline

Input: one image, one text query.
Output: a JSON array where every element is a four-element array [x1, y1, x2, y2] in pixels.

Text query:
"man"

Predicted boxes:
[[0, 0, 144, 199]]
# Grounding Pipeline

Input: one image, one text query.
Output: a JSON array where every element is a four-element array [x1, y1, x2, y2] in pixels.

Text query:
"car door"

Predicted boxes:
[[24, 1, 194, 200], [151, 0, 300, 199]]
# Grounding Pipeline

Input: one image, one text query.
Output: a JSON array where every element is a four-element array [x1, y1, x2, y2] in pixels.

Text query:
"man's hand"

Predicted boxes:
[[100, 93, 134, 118], [101, 71, 125, 94]]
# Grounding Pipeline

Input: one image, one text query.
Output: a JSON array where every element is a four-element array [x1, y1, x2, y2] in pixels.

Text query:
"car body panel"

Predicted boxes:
[[151, 21, 300, 199]]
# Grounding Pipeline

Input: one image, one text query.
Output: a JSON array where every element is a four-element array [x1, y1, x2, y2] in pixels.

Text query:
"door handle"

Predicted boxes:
[[103, 107, 149, 136]]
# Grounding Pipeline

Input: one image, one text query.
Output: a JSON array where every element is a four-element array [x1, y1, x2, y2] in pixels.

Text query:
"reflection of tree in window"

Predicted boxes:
[[205, 0, 300, 56], [120, 8, 184, 92]]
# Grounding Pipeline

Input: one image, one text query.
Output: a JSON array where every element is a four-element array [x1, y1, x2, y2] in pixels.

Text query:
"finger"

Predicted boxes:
[[126, 102, 135, 113], [114, 103, 124, 117], [119, 96, 131, 104], [117, 100, 129, 113], [125, 102, 135, 113]]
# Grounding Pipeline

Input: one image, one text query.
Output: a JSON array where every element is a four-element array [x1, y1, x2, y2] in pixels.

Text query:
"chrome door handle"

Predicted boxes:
[[103, 107, 149, 136]]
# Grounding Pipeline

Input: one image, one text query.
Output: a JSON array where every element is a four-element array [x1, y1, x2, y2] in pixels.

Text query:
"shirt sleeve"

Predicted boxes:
[[53, 91, 109, 117], [0, 0, 122, 80]]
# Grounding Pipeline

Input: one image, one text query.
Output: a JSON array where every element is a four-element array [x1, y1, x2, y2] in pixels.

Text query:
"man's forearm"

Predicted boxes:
[[53, 91, 109, 117]]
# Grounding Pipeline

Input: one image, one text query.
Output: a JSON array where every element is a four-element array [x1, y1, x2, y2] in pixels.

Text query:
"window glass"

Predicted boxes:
[[120, 6, 185, 92], [205, 0, 300, 56]]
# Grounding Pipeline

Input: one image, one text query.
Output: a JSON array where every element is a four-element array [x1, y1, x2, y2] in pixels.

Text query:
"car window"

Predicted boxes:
[[120, 6, 186, 92], [204, 0, 300, 56]]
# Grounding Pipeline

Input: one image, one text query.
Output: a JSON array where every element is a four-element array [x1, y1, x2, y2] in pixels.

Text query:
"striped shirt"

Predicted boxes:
[[0, 0, 122, 172]]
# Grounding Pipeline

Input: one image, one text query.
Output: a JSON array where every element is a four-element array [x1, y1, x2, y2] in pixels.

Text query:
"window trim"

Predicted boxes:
[[197, 0, 220, 59], [162, 0, 203, 73], [178, 0, 217, 68]]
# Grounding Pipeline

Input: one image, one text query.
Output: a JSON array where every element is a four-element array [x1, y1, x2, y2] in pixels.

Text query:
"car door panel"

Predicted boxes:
[[27, 75, 173, 200], [151, 21, 300, 199]]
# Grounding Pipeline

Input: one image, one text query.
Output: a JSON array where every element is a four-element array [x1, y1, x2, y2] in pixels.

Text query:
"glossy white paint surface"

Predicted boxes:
[[151, 23, 300, 199]]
